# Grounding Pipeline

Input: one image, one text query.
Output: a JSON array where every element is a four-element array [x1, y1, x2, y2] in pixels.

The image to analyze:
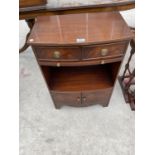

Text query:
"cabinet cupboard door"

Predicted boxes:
[[82, 88, 112, 107], [51, 91, 81, 108], [51, 88, 112, 108]]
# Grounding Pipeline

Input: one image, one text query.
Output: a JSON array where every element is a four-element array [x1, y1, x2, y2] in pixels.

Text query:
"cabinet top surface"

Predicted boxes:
[[28, 12, 133, 46]]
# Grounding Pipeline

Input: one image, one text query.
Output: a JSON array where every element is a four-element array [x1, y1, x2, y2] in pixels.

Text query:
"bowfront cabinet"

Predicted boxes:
[[28, 12, 133, 109]]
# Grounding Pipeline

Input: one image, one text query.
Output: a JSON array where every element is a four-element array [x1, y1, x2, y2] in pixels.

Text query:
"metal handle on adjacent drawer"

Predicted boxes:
[[53, 51, 60, 59], [101, 49, 108, 56]]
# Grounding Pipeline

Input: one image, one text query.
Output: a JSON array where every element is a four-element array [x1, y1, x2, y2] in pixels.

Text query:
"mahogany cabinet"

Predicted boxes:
[[28, 12, 133, 109]]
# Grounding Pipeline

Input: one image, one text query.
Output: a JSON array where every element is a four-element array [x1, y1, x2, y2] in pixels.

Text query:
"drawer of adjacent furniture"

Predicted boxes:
[[82, 42, 127, 60], [34, 47, 81, 61]]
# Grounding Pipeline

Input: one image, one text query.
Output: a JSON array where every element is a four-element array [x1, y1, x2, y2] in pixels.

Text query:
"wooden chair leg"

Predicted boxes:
[[19, 32, 30, 53], [19, 19, 35, 53]]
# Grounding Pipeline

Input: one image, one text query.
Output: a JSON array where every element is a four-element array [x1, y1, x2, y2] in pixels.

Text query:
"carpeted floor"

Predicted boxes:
[[19, 15, 135, 155]]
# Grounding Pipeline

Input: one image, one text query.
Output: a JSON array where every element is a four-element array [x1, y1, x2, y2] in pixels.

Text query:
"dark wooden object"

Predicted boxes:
[[118, 35, 135, 111], [19, 1, 134, 53], [19, 1, 135, 20], [20, 0, 46, 8], [19, 19, 35, 53], [28, 12, 133, 109], [19, 0, 47, 53]]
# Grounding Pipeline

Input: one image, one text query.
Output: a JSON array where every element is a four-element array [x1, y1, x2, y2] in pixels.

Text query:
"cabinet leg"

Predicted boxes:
[[54, 103, 61, 109]]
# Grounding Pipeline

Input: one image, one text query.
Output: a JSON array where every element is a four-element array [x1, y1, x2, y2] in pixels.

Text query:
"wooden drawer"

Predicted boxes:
[[39, 57, 123, 67], [83, 42, 127, 60], [34, 47, 81, 61]]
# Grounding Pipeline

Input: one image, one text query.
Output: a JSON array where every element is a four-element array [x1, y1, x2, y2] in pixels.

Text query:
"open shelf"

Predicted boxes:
[[41, 62, 121, 92]]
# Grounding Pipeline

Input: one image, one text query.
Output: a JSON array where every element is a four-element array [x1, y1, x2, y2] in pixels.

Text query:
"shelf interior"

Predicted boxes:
[[41, 63, 121, 91]]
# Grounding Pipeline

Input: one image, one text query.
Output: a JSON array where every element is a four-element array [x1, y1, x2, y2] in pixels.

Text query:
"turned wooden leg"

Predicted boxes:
[[19, 19, 35, 53]]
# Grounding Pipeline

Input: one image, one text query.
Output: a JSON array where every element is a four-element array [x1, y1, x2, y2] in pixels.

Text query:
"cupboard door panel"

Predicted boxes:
[[51, 91, 81, 109], [82, 88, 113, 107]]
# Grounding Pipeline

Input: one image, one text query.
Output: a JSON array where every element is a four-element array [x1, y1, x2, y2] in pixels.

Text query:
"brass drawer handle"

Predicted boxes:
[[101, 49, 108, 56], [53, 51, 60, 59]]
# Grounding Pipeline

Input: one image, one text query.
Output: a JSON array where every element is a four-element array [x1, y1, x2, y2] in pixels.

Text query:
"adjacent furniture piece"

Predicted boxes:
[[20, 0, 47, 8], [19, 0, 47, 53], [118, 31, 135, 111], [19, 0, 135, 53], [28, 12, 133, 109], [20, 0, 135, 19]]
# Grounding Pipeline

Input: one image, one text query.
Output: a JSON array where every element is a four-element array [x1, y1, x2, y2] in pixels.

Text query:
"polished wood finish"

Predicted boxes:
[[83, 42, 127, 60], [34, 47, 81, 61], [42, 64, 119, 108], [82, 89, 112, 107], [49, 65, 114, 91], [19, 0, 134, 53], [20, 0, 46, 8], [28, 12, 132, 46], [33, 41, 128, 62], [52, 89, 112, 108], [38, 57, 123, 67], [28, 12, 133, 109], [19, 1, 135, 20], [49, 65, 114, 108], [51, 92, 81, 109]]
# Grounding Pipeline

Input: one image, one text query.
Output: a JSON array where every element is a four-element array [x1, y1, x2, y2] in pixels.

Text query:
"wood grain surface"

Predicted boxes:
[[28, 12, 133, 46]]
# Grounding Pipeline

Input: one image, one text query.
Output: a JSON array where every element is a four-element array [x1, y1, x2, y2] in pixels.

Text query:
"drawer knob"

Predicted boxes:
[[56, 63, 61, 67], [101, 60, 105, 64], [82, 97, 86, 102], [53, 51, 60, 59], [101, 49, 108, 56], [77, 97, 80, 102]]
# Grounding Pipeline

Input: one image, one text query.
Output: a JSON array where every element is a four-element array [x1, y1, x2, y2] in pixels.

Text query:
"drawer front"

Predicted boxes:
[[39, 57, 123, 67], [82, 88, 113, 107], [34, 47, 81, 61], [51, 91, 81, 108], [83, 42, 127, 60]]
